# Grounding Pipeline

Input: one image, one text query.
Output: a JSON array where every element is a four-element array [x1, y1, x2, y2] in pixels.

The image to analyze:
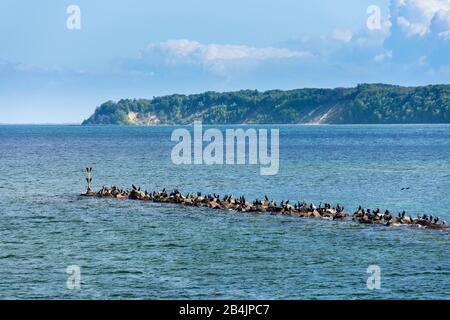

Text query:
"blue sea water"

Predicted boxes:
[[0, 124, 449, 299]]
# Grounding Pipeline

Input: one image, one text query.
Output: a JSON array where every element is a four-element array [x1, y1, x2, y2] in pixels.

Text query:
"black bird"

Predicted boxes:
[[265, 195, 269, 201], [132, 184, 137, 190]]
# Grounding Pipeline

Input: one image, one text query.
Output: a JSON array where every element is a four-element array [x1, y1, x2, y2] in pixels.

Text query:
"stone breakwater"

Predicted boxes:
[[81, 185, 449, 231]]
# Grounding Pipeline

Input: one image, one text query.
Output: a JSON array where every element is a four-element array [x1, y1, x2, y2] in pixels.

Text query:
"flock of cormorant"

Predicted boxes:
[[81, 184, 448, 231]]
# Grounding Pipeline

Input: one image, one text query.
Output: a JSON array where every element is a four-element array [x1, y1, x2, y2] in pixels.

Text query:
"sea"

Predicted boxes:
[[0, 124, 449, 299]]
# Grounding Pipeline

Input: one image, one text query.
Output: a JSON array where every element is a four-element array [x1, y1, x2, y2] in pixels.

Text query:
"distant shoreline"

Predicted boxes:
[[83, 84, 450, 126], [3, 123, 450, 126]]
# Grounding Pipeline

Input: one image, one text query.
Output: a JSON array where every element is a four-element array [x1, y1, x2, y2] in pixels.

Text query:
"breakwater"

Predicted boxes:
[[81, 185, 448, 231]]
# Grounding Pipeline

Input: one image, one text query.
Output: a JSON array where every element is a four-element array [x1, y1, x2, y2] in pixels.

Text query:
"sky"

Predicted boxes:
[[1, 0, 450, 123]]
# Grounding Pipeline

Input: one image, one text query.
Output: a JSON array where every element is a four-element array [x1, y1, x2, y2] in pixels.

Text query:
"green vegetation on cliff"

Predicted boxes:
[[82, 84, 450, 125]]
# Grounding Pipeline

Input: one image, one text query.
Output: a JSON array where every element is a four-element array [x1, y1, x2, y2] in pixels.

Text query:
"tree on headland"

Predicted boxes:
[[82, 84, 450, 125]]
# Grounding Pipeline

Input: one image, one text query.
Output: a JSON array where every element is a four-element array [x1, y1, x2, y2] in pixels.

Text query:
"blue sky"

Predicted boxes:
[[1, 0, 449, 123]]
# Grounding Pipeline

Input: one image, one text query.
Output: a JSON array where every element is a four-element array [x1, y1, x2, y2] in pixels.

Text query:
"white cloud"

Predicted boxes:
[[385, 0, 450, 69], [159, 39, 202, 57], [141, 39, 311, 76], [332, 29, 353, 42], [152, 39, 310, 61], [121, 1, 450, 81], [393, 0, 450, 37], [417, 55, 428, 66], [374, 50, 393, 62], [397, 16, 428, 36], [438, 29, 450, 39]]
